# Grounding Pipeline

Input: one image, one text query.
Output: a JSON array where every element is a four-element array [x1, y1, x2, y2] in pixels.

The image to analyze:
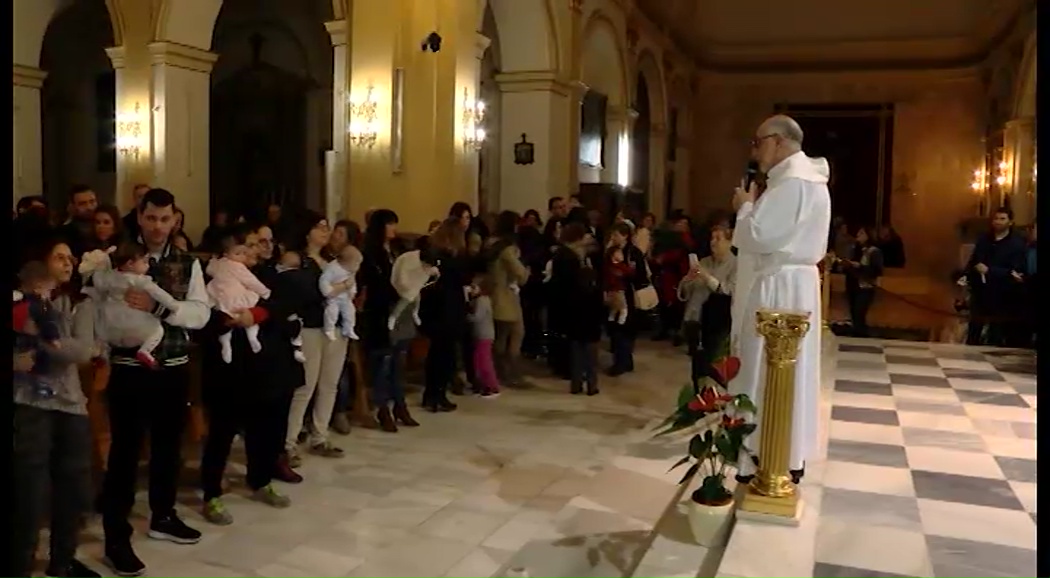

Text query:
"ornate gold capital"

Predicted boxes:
[[755, 310, 811, 365]]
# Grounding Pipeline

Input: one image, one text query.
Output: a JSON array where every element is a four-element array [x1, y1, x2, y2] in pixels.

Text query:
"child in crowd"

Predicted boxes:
[[603, 245, 632, 325], [274, 250, 307, 362], [389, 248, 441, 330], [320, 244, 363, 341], [468, 275, 500, 397], [205, 239, 272, 363], [80, 244, 183, 369], [13, 261, 61, 397]]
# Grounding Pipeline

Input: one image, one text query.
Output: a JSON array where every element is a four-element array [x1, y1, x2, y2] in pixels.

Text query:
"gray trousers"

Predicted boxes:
[[12, 404, 92, 577]]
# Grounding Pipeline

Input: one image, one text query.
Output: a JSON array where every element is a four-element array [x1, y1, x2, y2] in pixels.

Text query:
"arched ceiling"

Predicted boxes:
[[635, 0, 1033, 71]]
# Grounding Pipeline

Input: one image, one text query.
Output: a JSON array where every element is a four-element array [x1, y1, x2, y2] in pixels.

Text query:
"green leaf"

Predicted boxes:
[[689, 433, 714, 459], [715, 432, 738, 464], [677, 384, 695, 409], [734, 394, 757, 415], [668, 455, 691, 471], [678, 462, 701, 485]]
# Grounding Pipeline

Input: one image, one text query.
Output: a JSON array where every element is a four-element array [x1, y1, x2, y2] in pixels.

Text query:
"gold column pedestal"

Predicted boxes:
[[739, 310, 812, 523]]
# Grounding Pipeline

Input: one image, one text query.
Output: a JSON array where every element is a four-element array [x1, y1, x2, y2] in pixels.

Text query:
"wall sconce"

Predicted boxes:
[[116, 102, 146, 159], [995, 160, 1009, 187], [462, 88, 486, 150], [970, 167, 988, 194], [348, 85, 379, 148]]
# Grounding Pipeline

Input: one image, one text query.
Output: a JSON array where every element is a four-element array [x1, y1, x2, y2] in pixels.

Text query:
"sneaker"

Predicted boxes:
[[287, 446, 303, 468], [202, 497, 234, 526], [104, 543, 146, 577], [252, 484, 292, 508], [147, 513, 202, 544], [308, 442, 345, 458], [46, 558, 101, 578]]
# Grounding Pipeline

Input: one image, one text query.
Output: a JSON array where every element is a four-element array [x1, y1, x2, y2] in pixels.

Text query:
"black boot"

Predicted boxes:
[[376, 407, 398, 432], [436, 395, 458, 412], [790, 462, 806, 484], [393, 402, 420, 426]]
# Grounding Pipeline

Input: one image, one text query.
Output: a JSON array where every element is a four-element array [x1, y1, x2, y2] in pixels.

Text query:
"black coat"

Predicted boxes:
[[607, 243, 650, 337], [357, 245, 400, 350], [548, 245, 604, 343], [198, 262, 304, 402], [419, 250, 470, 340]]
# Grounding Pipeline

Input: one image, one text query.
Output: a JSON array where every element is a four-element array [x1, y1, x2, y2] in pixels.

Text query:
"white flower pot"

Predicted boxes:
[[686, 498, 734, 547]]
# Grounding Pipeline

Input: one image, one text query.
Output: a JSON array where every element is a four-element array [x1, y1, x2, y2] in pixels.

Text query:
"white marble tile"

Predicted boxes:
[[276, 544, 365, 576], [979, 434, 1037, 460], [442, 546, 515, 577], [822, 461, 916, 497], [917, 498, 1037, 550], [814, 519, 933, 577], [1008, 480, 1037, 513], [890, 384, 960, 403], [945, 378, 1017, 394], [904, 446, 1007, 479], [886, 364, 945, 377], [415, 507, 513, 545], [884, 346, 935, 358], [896, 411, 977, 433], [963, 403, 1036, 423]]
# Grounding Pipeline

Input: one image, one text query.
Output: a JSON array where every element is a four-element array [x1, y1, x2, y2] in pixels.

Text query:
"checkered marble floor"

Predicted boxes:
[[815, 337, 1037, 578]]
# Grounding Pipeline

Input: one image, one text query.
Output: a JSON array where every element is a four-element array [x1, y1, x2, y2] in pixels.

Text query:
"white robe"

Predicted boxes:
[[730, 251, 757, 356], [729, 151, 832, 474]]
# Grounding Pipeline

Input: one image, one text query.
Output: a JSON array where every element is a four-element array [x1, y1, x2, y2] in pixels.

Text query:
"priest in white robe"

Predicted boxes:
[[729, 115, 832, 481]]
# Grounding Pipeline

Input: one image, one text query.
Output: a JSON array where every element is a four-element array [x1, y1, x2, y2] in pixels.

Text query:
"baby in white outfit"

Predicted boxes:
[[320, 245, 363, 340], [389, 249, 441, 330], [206, 242, 272, 363]]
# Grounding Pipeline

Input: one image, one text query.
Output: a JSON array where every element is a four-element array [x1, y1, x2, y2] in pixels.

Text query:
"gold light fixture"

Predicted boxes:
[[348, 84, 379, 148], [116, 102, 146, 159], [970, 167, 988, 193], [462, 88, 486, 150], [996, 160, 1009, 187]]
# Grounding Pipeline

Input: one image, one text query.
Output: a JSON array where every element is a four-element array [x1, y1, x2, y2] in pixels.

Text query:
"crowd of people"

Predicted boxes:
[[12, 184, 739, 578]]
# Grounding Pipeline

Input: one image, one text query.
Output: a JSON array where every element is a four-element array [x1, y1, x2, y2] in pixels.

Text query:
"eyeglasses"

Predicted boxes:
[[750, 133, 779, 148]]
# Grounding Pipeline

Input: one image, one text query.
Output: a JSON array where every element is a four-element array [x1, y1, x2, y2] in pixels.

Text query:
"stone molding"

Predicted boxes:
[[494, 70, 574, 97], [13, 64, 47, 89], [148, 42, 218, 74], [326, 19, 348, 47], [475, 33, 492, 61]]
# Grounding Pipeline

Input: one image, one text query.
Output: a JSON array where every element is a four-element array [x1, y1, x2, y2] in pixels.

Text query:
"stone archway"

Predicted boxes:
[[480, 0, 563, 213], [208, 0, 335, 221], [38, 0, 119, 208], [12, 0, 122, 206], [579, 12, 629, 186], [634, 49, 668, 215]]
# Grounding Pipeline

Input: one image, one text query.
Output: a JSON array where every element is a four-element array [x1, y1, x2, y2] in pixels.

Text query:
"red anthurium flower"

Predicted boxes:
[[718, 394, 735, 402], [699, 387, 718, 406], [712, 356, 742, 383], [687, 399, 705, 412], [721, 414, 746, 429]]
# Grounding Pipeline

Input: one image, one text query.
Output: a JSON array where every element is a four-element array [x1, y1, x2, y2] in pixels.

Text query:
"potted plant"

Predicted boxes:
[[654, 337, 755, 547]]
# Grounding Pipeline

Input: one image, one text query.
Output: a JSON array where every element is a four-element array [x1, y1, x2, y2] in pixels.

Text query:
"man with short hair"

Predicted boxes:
[[57, 184, 98, 256], [100, 188, 212, 577], [729, 114, 831, 485], [121, 183, 151, 239], [965, 207, 1027, 346], [547, 196, 568, 221]]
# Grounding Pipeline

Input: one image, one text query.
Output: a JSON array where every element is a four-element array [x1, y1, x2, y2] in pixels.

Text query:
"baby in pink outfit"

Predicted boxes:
[[206, 242, 271, 363]]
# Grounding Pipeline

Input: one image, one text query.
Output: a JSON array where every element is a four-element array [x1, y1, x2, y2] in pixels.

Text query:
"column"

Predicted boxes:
[[13, 64, 47, 205], [602, 105, 635, 186], [674, 133, 691, 214], [495, 71, 572, 214], [326, 19, 348, 224], [105, 46, 152, 214], [1004, 117, 1036, 225], [461, 32, 491, 212], [148, 42, 217, 243], [649, 122, 667, 217]]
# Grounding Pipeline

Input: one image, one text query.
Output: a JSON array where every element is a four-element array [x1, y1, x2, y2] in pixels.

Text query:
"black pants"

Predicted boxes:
[[520, 288, 545, 357], [101, 363, 190, 545], [200, 389, 287, 501], [546, 331, 570, 378], [12, 405, 92, 578], [658, 299, 684, 338], [569, 340, 599, 392], [607, 325, 635, 372], [424, 333, 457, 404], [849, 288, 876, 338]]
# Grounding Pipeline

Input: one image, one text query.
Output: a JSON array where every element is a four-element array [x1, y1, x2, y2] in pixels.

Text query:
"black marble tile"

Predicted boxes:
[[911, 470, 1024, 510], [839, 344, 884, 354], [994, 456, 1038, 483], [955, 390, 1030, 407], [926, 535, 1037, 578], [834, 380, 894, 396], [812, 562, 913, 578], [831, 406, 900, 426], [827, 439, 909, 468], [885, 354, 939, 367], [942, 368, 1005, 381], [889, 374, 951, 388]]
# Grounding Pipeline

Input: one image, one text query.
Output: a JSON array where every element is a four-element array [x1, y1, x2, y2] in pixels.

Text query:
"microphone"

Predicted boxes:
[[744, 160, 760, 192]]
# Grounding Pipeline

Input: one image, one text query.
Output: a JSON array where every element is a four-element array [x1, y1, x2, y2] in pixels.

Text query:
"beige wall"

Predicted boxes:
[[689, 68, 986, 278]]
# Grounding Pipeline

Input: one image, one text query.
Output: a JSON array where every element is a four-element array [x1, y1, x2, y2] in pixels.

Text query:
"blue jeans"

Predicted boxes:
[[368, 340, 411, 408], [608, 327, 635, 372]]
